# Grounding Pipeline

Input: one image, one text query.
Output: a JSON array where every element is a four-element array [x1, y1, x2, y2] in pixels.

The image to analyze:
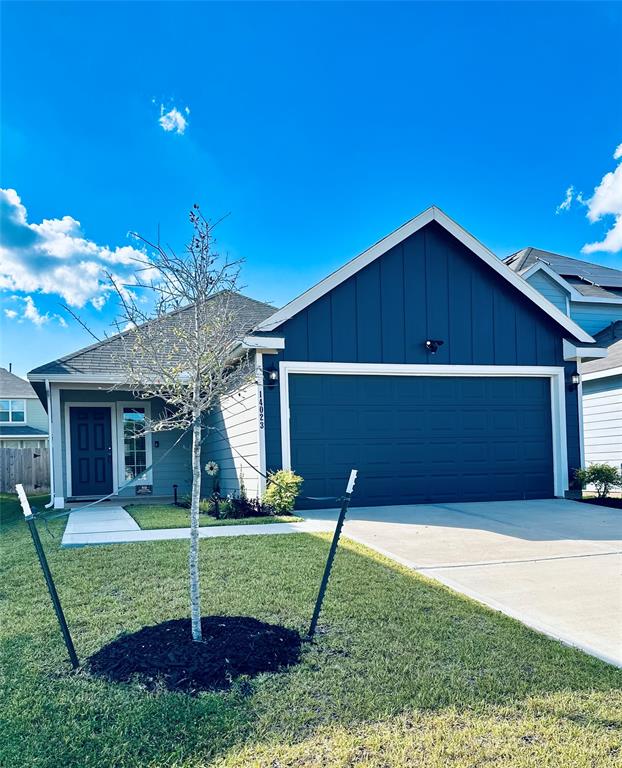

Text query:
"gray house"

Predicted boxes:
[[0, 367, 48, 448], [29, 207, 605, 509], [505, 250, 621, 473]]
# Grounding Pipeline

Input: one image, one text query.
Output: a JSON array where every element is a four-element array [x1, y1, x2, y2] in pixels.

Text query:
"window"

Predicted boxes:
[[0, 399, 25, 423], [123, 407, 147, 480]]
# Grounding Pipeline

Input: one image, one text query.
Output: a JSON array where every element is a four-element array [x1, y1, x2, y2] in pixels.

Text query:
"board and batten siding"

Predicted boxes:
[[526, 271, 569, 314], [203, 374, 262, 499], [582, 376, 622, 471], [262, 220, 582, 481]]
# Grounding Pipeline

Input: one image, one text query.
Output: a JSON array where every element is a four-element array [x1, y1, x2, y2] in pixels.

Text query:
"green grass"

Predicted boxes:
[[1, 491, 620, 768], [125, 503, 303, 529]]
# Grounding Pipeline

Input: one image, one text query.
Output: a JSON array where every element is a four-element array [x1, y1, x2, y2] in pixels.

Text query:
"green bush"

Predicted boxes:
[[199, 494, 273, 519], [574, 463, 622, 499], [263, 470, 303, 514]]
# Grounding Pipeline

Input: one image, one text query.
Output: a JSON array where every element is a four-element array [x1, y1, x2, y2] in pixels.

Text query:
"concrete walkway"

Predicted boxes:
[[307, 499, 622, 667], [61, 505, 335, 547]]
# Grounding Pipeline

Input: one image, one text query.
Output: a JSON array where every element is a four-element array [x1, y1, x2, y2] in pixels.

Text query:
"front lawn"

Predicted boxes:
[[1, 492, 620, 768], [125, 503, 303, 529]]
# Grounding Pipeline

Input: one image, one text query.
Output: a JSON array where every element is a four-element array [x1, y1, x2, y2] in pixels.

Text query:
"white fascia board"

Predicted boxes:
[[562, 339, 608, 362], [242, 335, 285, 350], [256, 206, 595, 344], [28, 374, 123, 383], [581, 365, 622, 382], [521, 261, 622, 305]]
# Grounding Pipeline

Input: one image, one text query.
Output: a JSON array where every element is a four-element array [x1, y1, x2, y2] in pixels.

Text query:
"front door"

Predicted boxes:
[[69, 407, 113, 496]]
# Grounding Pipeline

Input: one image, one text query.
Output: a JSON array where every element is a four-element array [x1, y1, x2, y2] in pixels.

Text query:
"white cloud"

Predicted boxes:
[[581, 143, 622, 254], [3, 296, 67, 327], [0, 188, 154, 309], [158, 104, 189, 134], [556, 185, 574, 214]]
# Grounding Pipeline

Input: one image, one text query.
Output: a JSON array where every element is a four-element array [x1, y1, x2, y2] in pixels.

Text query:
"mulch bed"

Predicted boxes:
[[87, 616, 302, 694], [580, 497, 622, 510]]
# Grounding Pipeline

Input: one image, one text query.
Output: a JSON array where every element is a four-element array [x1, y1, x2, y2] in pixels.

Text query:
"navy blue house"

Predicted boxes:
[[29, 207, 606, 509], [249, 208, 603, 507]]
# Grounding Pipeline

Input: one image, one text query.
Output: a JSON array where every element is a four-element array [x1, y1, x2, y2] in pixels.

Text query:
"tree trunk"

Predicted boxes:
[[189, 407, 203, 642]]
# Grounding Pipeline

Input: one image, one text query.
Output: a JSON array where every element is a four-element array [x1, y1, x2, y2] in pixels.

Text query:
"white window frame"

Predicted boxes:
[[64, 402, 118, 498], [279, 361, 569, 498], [116, 401, 153, 487], [0, 398, 27, 424]]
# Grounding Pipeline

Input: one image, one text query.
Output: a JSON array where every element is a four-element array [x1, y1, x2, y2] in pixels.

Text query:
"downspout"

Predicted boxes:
[[45, 378, 55, 508]]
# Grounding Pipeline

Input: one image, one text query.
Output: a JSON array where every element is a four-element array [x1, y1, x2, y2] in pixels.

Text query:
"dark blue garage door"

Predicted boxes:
[[289, 374, 554, 506]]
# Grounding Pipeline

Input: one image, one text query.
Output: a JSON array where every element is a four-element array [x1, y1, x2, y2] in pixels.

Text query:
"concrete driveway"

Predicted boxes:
[[307, 499, 622, 666]]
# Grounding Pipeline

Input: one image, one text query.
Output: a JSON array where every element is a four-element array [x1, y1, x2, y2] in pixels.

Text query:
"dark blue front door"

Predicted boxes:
[[70, 407, 113, 496], [289, 374, 554, 506]]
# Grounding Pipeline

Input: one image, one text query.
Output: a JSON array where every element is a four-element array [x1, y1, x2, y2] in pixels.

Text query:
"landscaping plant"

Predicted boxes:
[[263, 469, 303, 514], [574, 463, 622, 499]]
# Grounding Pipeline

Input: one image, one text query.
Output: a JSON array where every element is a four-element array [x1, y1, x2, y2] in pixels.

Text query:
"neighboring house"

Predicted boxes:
[[29, 207, 605, 509], [0, 367, 48, 448], [579, 321, 622, 474], [505, 249, 622, 472]]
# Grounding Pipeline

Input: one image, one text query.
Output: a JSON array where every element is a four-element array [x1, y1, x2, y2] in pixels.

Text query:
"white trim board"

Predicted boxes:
[[521, 261, 622, 305], [581, 365, 622, 382], [255, 352, 267, 495], [278, 362, 569, 499], [562, 340, 608, 362], [255, 206, 594, 344]]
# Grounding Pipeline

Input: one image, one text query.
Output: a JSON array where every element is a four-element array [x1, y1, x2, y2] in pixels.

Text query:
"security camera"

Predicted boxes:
[[425, 339, 444, 354]]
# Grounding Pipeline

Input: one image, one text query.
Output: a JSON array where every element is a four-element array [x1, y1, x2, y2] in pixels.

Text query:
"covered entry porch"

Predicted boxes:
[[46, 385, 192, 507]]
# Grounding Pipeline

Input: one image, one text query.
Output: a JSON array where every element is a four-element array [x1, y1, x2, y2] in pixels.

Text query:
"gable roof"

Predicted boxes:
[[0, 367, 39, 398], [255, 207, 594, 343], [581, 321, 622, 377], [505, 247, 622, 290], [28, 292, 276, 381]]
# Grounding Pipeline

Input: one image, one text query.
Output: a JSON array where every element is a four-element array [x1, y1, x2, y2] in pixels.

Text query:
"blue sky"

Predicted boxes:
[[1, 1, 621, 377]]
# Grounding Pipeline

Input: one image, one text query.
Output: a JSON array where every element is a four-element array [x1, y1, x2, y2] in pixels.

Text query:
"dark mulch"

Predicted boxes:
[[580, 497, 622, 509], [88, 616, 302, 693]]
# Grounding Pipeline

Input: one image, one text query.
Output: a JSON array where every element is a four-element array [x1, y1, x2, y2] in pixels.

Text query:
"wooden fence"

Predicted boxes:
[[0, 447, 50, 493]]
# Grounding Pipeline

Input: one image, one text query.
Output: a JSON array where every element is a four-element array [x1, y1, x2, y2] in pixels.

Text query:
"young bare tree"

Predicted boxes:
[[110, 206, 254, 642]]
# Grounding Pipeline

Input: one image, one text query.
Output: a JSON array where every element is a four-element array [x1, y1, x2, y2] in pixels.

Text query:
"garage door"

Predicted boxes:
[[289, 374, 554, 506]]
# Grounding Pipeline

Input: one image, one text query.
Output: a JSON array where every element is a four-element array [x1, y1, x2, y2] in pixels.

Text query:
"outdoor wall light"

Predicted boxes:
[[425, 339, 444, 354], [569, 373, 581, 390], [265, 366, 279, 387]]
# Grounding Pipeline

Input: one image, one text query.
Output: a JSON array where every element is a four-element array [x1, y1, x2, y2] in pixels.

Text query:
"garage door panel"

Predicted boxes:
[[289, 374, 555, 506]]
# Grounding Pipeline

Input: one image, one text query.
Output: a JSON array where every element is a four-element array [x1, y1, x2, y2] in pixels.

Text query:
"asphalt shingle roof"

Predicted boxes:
[[0, 368, 39, 398], [581, 320, 622, 375], [28, 292, 276, 379], [505, 247, 622, 290]]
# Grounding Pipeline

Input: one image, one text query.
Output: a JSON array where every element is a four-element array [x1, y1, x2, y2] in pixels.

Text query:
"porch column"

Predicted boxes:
[[49, 383, 65, 508]]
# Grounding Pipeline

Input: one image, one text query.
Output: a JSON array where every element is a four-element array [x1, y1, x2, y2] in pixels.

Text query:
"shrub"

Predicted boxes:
[[263, 470, 303, 515], [574, 464, 622, 499], [199, 494, 273, 519]]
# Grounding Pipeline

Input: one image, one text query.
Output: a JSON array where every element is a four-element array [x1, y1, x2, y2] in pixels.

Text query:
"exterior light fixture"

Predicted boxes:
[[425, 339, 444, 354], [569, 373, 581, 389], [265, 365, 279, 387]]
